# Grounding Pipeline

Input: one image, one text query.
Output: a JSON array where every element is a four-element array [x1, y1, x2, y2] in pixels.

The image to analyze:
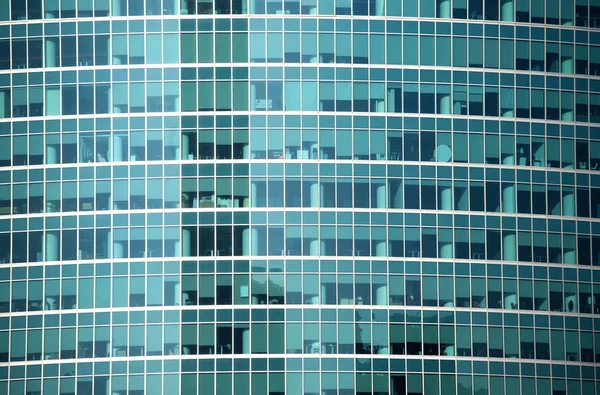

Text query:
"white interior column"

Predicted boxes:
[[504, 293, 517, 309], [500, 0, 513, 21], [242, 329, 250, 354], [112, 136, 123, 162], [563, 192, 575, 216], [563, 248, 576, 265], [439, 94, 451, 114], [0, 91, 5, 118], [46, 145, 57, 164], [243, 181, 257, 207], [45, 232, 59, 262], [45, 38, 57, 67], [242, 143, 250, 159], [309, 54, 322, 63], [375, 99, 385, 112], [310, 181, 323, 208], [561, 109, 574, 121], [180, 133, 190, 160], [376, 184, 386, 209], [174, 283, 181, 306], [107, 231, 125, 259], [503, 232, 516, 261], [375, 0, 385, 16], [310, 239, 324, 257], [375, 285, 387, 305], [112, 0, 121, 16], [438, 0, 450, 17], [375, 241, 387, 257], [440, 186, 452, 210], [387, 88, 396, 112], [439, 242, 453, 259], [176, 228, 191, 257], [502, 184, 515, 213], [250, 83, 257, 110], [242, 228, 258, 256], [562, 57, 574, 74]]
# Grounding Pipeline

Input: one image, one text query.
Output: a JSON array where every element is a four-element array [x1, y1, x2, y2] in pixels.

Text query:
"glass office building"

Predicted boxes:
[[1, 0, 600, 394]]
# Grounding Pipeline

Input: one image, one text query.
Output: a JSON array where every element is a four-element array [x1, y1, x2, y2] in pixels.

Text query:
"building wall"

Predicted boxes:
[[0, 0, 600, 394]]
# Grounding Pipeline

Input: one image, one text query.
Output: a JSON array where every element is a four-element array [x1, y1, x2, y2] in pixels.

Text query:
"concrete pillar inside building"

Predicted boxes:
[[45, 297, 57, 310], [310, 239, 324, 257], [440, 186, 452, 210], [375, 99, 385, 112], [310, 182, 323, 208], [438, 0, 450, 18], [502, 153, 515, 166], [375, 285, 387, 305], [376, 184, 386, 209], [439, 242, 453, 259], [502, 108, 514, 118], [250, 83, 257, 111], [180, 133, 190, 160], [387, 88, 396, 112], [454, 101, 462, 114], [500, 0, 513, 21], [242, 329, 250, 354], [45, 232, 59, 262], [244, 182, 257, 207], [308, 5, 317, 14], [561, 109, 574, 121], [111, 136, 123, 162], [375, 241, 388, 257], [439, 94, 451, 114], [242, 144, 250, 159], [311, 285, 326, 305], [107, 232, 125, 259], [562, 57, 574, 74], [502, 184, 515, 213], [565, 295, 577, 312], [377, 346, 389, 355], [112, 0, 121, 16], [563, 248, 576, 265], [309, 55, 322, 63], [444, 301, 454, 307], [390, 181, 402, 208], [46, 145, 58, 164], [174, 283, 181, 306], [503, 232, 516, 261], [563, 192, 575, 216], [45, 38, 57, 67], [180, 228, 191, 257], [504, 294, 517, 309], [242, 228, 258, 256], [0, 91, 5, 118], [375, 0, 385, 16]]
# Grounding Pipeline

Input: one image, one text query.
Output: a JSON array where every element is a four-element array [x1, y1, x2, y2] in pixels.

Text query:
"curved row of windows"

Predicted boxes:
[[1, 221, 599, 263], [1, 82, 598, 120], [2, 265, 600, 313], [2, 315, 600, 363], [3, 125, 600, 170], [2, 0, 600, 27], [2, 174, 600, 218], [2, 29, 600, 74], [0, 367, 597, 395]]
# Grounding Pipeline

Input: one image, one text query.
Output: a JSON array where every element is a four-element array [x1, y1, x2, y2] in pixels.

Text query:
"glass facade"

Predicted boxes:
[[1, 0, 600, 394]]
